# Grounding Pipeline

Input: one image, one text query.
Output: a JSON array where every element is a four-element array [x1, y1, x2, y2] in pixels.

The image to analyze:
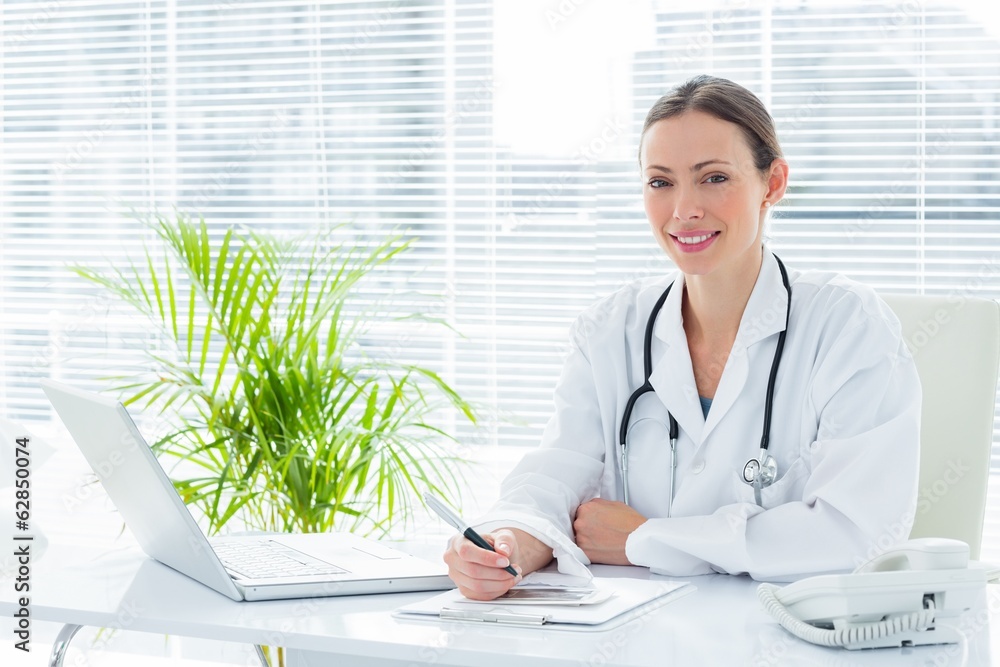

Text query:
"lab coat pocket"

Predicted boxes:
[[731, 456, 810, 509]]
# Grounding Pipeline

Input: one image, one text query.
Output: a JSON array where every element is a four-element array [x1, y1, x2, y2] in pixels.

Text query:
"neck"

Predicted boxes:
[[682, 245, 765, 342]]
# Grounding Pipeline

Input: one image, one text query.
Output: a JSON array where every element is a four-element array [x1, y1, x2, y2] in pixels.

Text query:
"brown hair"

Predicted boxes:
[[639, 75, 782, 174]]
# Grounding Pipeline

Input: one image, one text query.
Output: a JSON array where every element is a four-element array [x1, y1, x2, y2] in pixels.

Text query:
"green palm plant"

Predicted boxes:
[[74, 214, 475, 536]]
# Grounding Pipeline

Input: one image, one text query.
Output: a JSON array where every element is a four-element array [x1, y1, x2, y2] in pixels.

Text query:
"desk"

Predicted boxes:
[[1, 542, 997, 666]]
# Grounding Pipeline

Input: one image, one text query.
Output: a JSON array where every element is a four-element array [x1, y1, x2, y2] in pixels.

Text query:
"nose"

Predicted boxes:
[[672, 187, 703, 221]]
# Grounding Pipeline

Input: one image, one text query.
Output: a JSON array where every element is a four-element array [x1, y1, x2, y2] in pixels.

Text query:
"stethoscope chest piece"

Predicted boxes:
[[742, 448, 778, 487]]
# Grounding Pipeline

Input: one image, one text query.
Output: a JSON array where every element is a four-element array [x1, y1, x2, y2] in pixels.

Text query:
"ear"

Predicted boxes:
[[763, 158, 789, 206]]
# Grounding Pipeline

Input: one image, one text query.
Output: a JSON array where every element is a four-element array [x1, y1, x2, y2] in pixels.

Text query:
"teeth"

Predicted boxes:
[[677, 233, 715, 244]]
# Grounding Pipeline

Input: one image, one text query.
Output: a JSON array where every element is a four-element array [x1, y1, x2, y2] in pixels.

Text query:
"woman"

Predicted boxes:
[[445, 75, 920, 601]]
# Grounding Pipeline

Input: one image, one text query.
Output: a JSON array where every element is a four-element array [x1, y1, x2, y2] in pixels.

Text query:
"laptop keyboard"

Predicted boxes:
[[212, 540, 348, 580]]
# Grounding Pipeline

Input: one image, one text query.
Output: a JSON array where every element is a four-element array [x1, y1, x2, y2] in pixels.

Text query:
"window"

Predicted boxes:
[[2, 0, 999, 555]]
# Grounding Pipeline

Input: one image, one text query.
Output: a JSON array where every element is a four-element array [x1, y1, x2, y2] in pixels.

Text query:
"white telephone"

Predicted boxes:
[[758, 538, 985, 649]]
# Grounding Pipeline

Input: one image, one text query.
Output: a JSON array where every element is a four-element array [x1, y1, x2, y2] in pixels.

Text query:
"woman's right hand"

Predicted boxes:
[[443, 528, 523, 600]]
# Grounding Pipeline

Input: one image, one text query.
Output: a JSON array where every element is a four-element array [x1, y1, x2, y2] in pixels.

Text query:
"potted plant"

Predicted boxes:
[[74, 214, 476, 537]]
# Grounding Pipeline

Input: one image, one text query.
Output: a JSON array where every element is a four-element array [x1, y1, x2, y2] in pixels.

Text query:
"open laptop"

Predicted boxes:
[[40, 379, 455, 601]]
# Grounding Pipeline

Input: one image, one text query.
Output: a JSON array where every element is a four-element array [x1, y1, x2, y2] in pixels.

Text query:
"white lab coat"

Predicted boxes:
[[474, 249, 921, 581]]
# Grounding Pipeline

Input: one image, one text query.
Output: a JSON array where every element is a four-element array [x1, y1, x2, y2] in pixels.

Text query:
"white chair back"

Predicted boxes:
[[881, 294, 1000, 559]]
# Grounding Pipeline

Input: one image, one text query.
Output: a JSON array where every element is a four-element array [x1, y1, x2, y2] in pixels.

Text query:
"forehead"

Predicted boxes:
[[640, 111, 750, 167]]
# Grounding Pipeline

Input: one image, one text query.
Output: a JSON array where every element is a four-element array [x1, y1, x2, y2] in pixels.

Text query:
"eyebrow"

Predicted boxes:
[[645, 159, 733, 173]]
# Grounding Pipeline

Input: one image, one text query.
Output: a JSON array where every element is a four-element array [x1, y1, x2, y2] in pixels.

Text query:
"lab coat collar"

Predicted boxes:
[[729, 249, 790, 351], [646, 270, 703, 444], [703, 250, 790, 440], [647, 249, 790, 446]]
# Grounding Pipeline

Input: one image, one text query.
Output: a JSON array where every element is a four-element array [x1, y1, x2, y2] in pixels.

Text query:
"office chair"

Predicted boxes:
[[881, 294, 1000, 559]]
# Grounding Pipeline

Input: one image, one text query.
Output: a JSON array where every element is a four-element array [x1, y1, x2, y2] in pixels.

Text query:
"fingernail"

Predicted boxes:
[[497, 557, 510, 568]]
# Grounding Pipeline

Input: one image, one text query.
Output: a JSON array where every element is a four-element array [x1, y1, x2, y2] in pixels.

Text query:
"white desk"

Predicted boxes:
[[1, 541, 997, 666]]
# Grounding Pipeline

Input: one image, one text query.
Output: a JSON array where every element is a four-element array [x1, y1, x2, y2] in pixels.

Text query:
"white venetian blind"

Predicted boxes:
[[0, 0, 496, 422], [2, 0, 1000, 557]]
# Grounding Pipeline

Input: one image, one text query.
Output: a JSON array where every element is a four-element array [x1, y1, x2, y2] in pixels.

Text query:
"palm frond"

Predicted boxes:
[[75, 214, 478, 536]]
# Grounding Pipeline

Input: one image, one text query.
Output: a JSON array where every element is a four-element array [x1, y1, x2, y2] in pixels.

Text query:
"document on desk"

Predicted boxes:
[[394, 576, 692, 630]]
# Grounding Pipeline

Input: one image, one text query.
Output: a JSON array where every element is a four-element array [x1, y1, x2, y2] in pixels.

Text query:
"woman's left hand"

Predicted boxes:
[[573, 498, 647, 565]]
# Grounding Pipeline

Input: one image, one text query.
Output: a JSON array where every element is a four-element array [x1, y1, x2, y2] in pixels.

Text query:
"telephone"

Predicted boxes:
[[757, 538, 985, 649]]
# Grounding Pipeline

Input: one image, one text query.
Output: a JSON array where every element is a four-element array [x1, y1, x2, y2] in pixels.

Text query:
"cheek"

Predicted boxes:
[[713, 188, 754, 221], [643, 191, 669, 224]]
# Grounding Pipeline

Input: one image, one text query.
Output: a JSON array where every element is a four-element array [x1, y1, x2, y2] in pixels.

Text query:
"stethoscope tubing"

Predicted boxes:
[[618, 253, 792, 513]]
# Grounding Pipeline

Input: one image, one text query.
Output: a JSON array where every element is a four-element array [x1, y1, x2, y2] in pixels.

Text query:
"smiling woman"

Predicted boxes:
[[443, 75, 923, 601], [642, 113, 782, 298], [637, 77, 790, 402]]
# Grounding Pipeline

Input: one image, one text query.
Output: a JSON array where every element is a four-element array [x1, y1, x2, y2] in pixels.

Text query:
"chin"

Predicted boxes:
[[666, 252, 717, 277], [677, 263, 715, 278]]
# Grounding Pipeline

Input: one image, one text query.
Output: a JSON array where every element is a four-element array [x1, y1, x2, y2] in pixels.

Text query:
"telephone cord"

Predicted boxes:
[[757, 583, 938, 648]]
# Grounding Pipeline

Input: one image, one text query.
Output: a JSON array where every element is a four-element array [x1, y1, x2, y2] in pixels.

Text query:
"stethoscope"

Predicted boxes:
[[618, 254, 792, 513]]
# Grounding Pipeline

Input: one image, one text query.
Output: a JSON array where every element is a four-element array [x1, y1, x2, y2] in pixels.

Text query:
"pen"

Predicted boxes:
[[423, 491, 519, 577]]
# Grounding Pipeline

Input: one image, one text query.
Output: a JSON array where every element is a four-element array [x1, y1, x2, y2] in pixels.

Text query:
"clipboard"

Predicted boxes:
[[394, 577, 692, 631]]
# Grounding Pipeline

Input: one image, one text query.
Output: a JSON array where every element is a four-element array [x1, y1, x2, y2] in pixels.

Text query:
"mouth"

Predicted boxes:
[[669, 230, 720, 253]]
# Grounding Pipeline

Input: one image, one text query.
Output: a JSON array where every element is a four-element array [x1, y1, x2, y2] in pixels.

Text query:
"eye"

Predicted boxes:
[[705, 174, 728, 184], [648, 178, 670, 189]]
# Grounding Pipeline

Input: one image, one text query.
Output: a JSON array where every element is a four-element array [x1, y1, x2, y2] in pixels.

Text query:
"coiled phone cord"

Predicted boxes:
[[756, 583, 938, 648]]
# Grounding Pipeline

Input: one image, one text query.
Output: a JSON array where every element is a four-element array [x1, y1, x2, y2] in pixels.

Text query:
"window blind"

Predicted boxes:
[[2, 0, 999, 557]]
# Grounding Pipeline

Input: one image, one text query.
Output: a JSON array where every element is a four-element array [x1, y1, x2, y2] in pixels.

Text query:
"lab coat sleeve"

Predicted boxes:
[[625, 300, 921, 580], [472, 315, 606, 575]]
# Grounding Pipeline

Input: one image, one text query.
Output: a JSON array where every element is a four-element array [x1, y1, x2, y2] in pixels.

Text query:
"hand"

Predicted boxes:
[[573, 498, 647, 565], [443, 528, 522, 600]]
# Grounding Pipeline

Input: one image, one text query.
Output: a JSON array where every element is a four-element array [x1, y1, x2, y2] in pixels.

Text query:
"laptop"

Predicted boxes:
[[40, 379, 455, 601]]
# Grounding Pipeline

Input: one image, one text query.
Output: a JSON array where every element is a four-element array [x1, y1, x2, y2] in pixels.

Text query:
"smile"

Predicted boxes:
[[676, 233, 717, 245], [669, 231, 720, 253]]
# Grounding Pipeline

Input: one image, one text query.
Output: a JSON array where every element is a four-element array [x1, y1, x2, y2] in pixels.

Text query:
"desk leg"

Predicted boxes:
[[254, 644, 272, 666], [46, 623, 274, 667], [48, 623, 83, 667]]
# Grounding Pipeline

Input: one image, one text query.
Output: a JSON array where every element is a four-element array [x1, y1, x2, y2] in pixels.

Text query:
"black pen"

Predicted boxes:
[[424, 491, 519, 577]]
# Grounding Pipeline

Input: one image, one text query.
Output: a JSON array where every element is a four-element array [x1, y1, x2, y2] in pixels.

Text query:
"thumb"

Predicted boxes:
[[492, 529, 516, 556]]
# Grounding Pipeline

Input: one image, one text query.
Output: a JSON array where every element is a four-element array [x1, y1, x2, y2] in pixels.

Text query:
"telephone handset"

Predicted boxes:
[[758, 538, 985, 649]]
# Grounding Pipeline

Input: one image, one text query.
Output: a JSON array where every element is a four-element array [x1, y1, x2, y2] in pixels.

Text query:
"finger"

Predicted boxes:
[[445, 532, 500, 564], [456, 579, 514, 601], [443, 537, 516, 577], [491, 528, 517, 557], [446, 553, 519, 583], [451, 566, 521, 600], [454, 536, 513, 570]]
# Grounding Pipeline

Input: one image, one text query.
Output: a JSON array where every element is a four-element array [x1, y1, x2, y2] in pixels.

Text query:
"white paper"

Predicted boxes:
[[516, 567, 595, 589]]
